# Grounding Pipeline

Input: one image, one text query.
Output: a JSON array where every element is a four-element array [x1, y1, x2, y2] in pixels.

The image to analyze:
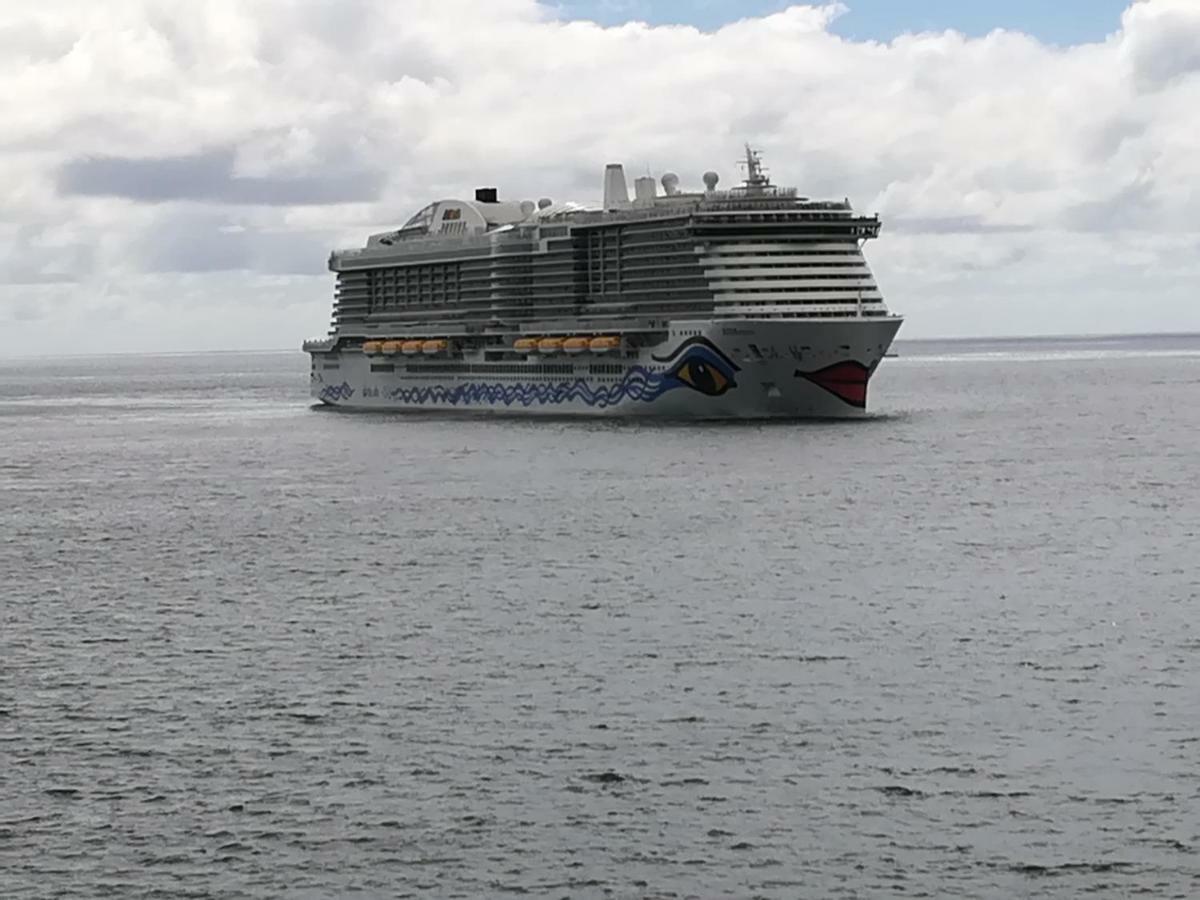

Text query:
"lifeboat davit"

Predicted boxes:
[[362, 340, 383, 354], [590, 336, 620, 353], [513, 337, 538, 353], [537, 337, 564, 354], [401, 340, 423, 356], [563, 337, 590, 354], [421, 339, 449, 355], [381, 340, 403, 355]]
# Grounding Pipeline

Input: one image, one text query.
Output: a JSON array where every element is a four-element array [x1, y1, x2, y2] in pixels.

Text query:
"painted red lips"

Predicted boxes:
[[797, 361, 871, 408]]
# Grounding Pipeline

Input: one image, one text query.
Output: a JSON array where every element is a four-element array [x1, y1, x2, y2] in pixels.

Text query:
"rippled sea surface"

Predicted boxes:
[[2, 334, 1199, 899]]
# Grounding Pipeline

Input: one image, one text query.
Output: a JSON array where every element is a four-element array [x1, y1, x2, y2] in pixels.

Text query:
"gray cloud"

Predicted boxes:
[[143, 214, 250, 273], [1, 226, 94, 285], [1125, 9, 1200, 90], [1083, 114, 1147, 160], [960, 246, 1030, 272], [0, 21, 74, 62], [1062, 176, 1157, 232], [253, 233, 332, 276], [58, 148, 384, 205], [729, 106, 789, 140], [11, 301, 48, 322], [142, 212, 329, 276], [889, 216, 1035, 235], [2, 270, 80, 285], [974, 161, 1056, 193]]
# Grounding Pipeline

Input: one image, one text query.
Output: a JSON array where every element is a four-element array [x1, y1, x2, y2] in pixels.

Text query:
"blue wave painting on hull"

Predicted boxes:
[[383, 340, 740, 408], [386, 366, 670, 408], [320, 382, 355, 402], [320, 338, 741, 408]]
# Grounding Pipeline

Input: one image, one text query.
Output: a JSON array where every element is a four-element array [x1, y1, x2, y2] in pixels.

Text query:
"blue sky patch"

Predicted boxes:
[[549, 1, 1131, 45]]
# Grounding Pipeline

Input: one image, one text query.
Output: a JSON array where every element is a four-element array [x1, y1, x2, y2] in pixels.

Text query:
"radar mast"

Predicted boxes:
[[739, 144, 770, 189]]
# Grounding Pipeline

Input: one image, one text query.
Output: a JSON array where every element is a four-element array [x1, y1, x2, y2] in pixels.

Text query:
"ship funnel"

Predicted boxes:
[[633, 175, 657, 207], [661, 172, 680, 196], [603, 163, 631, 210]]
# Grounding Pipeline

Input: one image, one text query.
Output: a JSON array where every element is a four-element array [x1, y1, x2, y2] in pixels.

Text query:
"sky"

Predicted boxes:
[[558, 0, 1134, 44], [2, 0, 1199, 356]]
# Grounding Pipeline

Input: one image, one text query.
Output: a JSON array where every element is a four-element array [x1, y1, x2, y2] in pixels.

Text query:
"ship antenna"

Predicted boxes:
[[734, 144, 772, 194], [740, 143, 769, 189]]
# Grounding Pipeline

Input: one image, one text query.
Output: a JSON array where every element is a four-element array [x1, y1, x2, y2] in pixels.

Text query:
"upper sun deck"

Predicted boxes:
[[329, 145, 878, 270]]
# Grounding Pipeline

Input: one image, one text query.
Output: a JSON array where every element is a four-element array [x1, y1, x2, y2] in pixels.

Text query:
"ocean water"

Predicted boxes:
[[1, 334, 1199, 899]]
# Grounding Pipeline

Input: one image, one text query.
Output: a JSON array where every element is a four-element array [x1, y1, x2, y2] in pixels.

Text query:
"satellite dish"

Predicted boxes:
[[703, 171, 719, 191], [537, 197, 553, 209], [520, 200, 535, 217], [661, 172, 680, 195]]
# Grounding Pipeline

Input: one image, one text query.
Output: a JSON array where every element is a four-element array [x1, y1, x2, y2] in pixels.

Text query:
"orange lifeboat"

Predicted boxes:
[[563, 337, 591, 354], [401, 340, 423, 355], [589, 336, 620, 353], [513, 337, 538, 353], [537, 337, 564, 354], [381, 340, 403, 355], [421, 339, 449, 355]]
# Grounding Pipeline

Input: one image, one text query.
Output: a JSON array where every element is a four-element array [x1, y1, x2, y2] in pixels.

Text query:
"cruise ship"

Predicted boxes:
[[303, 147, 902, 418]]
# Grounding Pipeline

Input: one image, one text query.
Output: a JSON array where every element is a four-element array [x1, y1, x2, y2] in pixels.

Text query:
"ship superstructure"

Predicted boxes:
[[304, 146, 902, 417]]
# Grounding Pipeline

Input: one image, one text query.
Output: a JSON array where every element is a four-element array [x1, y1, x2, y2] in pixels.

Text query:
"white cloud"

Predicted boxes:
[[1, 0, 1199, 355], [1120, 0, 1200, 89]]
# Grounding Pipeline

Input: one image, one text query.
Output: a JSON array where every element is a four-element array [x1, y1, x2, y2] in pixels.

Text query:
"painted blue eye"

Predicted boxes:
[[672, 356, 733, 396], [652, 338, 740, 397]]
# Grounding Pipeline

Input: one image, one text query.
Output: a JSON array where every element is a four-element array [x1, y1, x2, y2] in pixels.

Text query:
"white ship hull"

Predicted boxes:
[[310, 317, 902, 419]]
